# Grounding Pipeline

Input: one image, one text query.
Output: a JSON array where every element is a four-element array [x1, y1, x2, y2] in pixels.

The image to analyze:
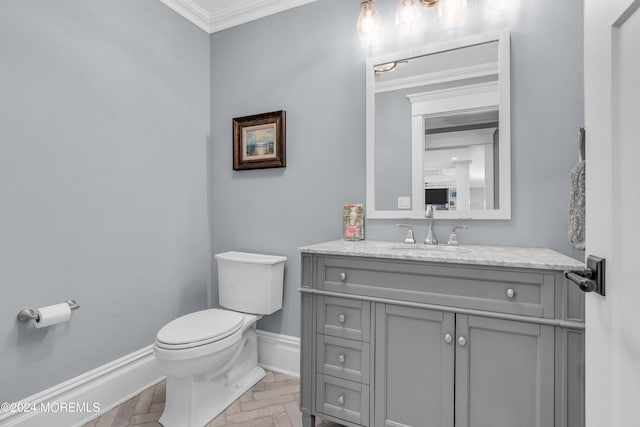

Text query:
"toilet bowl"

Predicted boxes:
[[153, 251, 286, 427]]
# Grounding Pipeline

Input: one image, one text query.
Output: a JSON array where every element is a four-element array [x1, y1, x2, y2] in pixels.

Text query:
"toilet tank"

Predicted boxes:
[[214, 251, 287, 315]]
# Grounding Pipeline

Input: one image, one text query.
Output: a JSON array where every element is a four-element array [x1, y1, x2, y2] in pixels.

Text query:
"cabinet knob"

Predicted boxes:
[[338, 354, 346, 364], [506, 288, 516, 299], [339, 272, 347, 281], [337, 394, 345, 405], [444, 333, 453, 343], [338, 313, 346, 324], [458, 336, 467, 346]]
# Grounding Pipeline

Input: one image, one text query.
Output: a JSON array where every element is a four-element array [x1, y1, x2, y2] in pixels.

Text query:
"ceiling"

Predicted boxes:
[[159, 0, 319, 33]]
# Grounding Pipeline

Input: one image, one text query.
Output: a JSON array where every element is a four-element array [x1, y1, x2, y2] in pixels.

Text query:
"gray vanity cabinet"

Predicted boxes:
[[374, 305, 554, 427], [454, 315, 555, 427], [299, 249, 585, 427], [374, 304, 454, 427]]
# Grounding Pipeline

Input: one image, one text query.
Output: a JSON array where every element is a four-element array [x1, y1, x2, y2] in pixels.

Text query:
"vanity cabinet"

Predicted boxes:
[[299, 242, 585, 427], [374, 305, 555, 427], [374, 305, 454, 427]]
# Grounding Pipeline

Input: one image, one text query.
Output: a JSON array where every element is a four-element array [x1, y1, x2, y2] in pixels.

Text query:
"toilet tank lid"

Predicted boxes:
[[215, 251, 287, 265]]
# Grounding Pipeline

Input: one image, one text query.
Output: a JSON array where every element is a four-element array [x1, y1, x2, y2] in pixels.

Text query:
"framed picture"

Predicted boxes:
[[233, 110, 286, 170]]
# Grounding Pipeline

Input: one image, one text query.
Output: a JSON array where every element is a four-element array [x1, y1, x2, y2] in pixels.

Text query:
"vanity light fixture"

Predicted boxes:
[[358, 0, 468, 44], [396, 0, 419, 32], [437, 0, 468, 25], [357, 0, 382, 44]]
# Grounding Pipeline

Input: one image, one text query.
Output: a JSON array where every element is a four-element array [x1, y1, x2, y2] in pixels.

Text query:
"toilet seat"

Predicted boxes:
[[155, 309, 244, 350]]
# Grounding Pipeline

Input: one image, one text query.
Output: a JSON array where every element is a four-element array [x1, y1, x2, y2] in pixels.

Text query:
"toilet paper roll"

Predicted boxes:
[[34, 303, 72, 328]]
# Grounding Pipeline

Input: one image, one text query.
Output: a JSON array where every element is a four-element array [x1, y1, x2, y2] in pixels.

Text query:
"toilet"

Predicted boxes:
[[153, 251, 287, 427]]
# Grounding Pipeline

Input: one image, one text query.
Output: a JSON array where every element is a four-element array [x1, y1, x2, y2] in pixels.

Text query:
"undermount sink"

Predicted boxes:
[[389, 244, 475, 253]]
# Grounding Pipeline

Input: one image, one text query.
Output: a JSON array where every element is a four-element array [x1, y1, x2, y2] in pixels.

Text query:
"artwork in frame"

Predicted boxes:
[[233, 110, 286, 170]]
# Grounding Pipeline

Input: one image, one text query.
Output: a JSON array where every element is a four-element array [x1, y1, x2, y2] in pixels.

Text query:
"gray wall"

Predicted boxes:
[[0, 0, 211, 402], [210, 0, 365, 337], [210, 0, 584, 337]]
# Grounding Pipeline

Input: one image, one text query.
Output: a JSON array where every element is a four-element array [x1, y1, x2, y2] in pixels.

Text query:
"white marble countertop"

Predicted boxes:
[[299, 240, 585, 271]]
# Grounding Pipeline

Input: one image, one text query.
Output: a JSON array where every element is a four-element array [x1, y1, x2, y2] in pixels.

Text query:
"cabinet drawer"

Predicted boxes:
[[317, 334, 370, 384], [316, 374, 369, 426], [317, 256, 555, 318], [317, 296, 371, 342]]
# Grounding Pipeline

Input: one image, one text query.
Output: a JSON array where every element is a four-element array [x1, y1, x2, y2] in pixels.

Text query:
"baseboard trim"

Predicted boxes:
[[256, 329, 300, 378], [0, 330, 300, 426], [0, 345, 164, 427]]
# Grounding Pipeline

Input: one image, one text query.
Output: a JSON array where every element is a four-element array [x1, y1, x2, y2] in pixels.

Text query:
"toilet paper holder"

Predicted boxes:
[[17, 300, 80, 323]]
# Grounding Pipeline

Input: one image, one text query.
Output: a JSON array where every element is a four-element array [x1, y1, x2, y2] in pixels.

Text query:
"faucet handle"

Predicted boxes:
[[396, 224, 416, 244], [448, 225, 469, 246]]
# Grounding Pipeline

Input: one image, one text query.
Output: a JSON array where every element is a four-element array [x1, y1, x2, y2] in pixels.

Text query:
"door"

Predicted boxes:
[[375, 304, 454, 427], [584, 1, 640, 426], [454, 315, 555, 427]]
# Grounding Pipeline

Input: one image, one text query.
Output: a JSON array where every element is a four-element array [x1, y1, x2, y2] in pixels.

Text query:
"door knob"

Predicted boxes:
[[444, 333, 453, 343], [458, 336, 467, 346]]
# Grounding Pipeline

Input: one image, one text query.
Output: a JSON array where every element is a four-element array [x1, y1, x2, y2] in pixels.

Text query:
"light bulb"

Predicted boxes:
[[396, 0, 419, 32], [357, 0, 381, 44], [437, 0, 467, 25]]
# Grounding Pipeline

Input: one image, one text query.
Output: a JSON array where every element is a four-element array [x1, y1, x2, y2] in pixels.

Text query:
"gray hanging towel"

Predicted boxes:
[[568, 160, 585, 250]]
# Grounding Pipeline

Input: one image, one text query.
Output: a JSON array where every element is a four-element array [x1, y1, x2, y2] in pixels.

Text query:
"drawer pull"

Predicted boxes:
[[444, 333, 453, 343], [337, 394, 345, 405], [339, 272, 347, 281], [338, 313, 346, 324], [506, 288, 516, 299], [458, 336, 467, 346], [338, 354, 346, 364]]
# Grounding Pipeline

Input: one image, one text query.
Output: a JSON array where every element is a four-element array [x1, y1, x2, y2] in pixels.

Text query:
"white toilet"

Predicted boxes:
[[153, 251, 287, 427]]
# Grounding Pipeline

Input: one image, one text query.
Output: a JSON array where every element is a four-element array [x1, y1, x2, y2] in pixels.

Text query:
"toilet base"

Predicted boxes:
[[157, 322, 265, 427], [159, 365, 265, 427]]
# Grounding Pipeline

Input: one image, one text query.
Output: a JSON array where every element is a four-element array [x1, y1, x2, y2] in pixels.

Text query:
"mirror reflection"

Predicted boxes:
[[423, 110, 499, 212], [367, 32, 510, 220]]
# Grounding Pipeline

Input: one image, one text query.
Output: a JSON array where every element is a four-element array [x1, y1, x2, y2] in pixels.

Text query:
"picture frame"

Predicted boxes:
[[233, 110, 286, 170]]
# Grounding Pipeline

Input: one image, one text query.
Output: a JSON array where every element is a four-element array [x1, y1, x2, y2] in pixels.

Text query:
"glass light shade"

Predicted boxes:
[[396, 0, 419, 32], [437, 0, 468, 25], [357, 0, 381, 44]]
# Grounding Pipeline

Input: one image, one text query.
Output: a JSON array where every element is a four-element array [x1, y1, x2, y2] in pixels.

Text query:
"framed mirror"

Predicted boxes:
[[366, 31, 511, 219]]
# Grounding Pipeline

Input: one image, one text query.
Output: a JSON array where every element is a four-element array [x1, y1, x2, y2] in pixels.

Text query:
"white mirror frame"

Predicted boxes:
[[366, 30, 511, 220]]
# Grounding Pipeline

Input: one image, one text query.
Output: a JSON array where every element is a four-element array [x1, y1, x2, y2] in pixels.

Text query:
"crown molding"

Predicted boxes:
[[159, 0, 320, 33]]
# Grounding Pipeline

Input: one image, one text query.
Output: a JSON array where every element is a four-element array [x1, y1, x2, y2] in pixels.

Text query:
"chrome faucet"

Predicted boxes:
[[448, 225, 469, 245], [397, 224, 416, 244], [424, 205, 438, 245]]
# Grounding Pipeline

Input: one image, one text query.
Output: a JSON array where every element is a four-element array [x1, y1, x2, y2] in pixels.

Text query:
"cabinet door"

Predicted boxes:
[[375, 304, 455, 427], [455, 315, 555, 427]]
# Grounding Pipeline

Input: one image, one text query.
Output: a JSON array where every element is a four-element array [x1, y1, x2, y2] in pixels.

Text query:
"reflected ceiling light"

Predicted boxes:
[[396, 0, 419, 32], [419, 0, 439, 6], [357, 0, 382, 44], [437, 0, 468, 25], [373, 60, 408, 73]]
